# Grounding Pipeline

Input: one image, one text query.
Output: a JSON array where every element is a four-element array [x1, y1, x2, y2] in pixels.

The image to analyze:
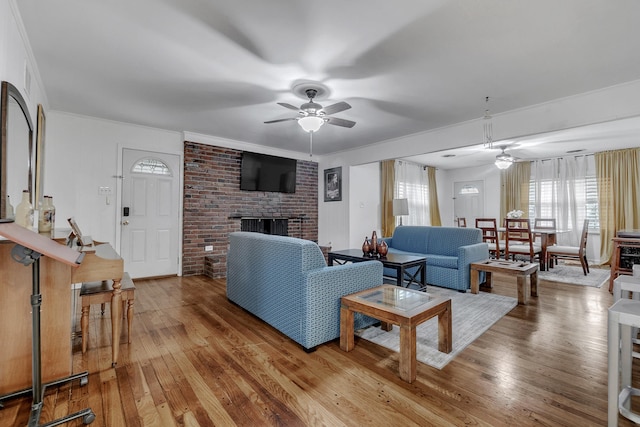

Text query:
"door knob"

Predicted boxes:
[[122, 220, 129, 226]]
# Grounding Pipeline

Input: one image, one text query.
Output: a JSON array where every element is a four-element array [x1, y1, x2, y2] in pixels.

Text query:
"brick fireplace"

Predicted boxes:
[[182, 142, 318, 278]]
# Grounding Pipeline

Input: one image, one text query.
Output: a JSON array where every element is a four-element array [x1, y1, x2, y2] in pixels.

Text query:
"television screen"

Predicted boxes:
[[240, 152, 297, 193]]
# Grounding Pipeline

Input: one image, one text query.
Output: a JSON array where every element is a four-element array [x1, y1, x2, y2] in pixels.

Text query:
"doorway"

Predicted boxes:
[[120, 149, 180, 278], [453, 180, 484, 227]]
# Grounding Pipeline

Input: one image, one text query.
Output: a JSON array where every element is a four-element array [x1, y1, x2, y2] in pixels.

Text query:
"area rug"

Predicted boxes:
[[355, 287, 517, 370], [538, 264, 609, 287]]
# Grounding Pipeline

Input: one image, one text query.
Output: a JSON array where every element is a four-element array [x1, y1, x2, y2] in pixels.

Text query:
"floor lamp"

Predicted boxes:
[[0, 220, 95, 426], [393, 198, 409, 226]]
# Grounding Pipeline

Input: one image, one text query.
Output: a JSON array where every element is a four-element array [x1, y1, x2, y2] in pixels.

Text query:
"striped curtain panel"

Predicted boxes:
[[380, 160, 396, 237]]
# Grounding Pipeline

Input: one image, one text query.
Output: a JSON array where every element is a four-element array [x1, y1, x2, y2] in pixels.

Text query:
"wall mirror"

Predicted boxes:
[[1, 81, 34, 219]]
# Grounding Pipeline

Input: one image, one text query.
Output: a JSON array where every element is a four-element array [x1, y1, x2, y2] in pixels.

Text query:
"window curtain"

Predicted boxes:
[[380, 160, 396, 237], [595, 147, 640, 264], [395, 160, 430, 226], [500, 161, 531, 224], [427, 166, 442, 226], [530, 155, 590, 245]]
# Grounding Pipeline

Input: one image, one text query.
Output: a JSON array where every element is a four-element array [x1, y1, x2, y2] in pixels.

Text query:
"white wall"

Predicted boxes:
[[348, 162, 380, 250], [44, 112, 183, 246], [0, 0, 47, 123]]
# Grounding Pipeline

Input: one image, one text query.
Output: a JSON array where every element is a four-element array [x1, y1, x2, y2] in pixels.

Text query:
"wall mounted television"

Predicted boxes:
[[240, 151, 297, 193]]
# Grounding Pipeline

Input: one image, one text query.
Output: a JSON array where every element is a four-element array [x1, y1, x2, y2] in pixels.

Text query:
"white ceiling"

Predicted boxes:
[[15, 0, 640, 160]]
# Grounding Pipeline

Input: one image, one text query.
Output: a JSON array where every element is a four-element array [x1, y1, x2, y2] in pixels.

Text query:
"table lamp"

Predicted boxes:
[[393, 198, 409, 226]]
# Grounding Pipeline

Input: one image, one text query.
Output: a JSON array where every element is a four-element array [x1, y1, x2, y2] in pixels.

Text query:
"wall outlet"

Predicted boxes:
[[205, 245, 213, 252]]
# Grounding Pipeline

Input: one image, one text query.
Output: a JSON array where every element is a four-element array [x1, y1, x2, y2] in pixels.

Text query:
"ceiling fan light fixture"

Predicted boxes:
[[495, 151, 513, 169], [298, 116, 324, 133]]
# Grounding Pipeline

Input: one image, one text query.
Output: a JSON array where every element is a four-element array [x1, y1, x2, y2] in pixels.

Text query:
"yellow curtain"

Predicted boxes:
[[427, 166, 442, 226], [380, 160, 396, 237], [500, 161, 531, 223], [595, 147, 640, 264]]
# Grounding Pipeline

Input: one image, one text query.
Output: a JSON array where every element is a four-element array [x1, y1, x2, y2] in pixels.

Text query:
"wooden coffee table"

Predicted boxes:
[[470, 259, 539, 304], [340, 285, 451, 383]]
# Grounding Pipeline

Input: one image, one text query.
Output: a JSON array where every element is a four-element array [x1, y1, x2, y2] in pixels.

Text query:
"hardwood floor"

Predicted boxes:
[[1, 271, 638, 426]]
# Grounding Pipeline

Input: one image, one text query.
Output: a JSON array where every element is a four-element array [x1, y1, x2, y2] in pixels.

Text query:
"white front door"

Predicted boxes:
[[120, 149, 180, 278], [453, 180, 484, 227]]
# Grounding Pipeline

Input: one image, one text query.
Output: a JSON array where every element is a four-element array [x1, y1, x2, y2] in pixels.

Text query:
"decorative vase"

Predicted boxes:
[[362, 237, 371, 255], [377, 240, 388, 257], [15, 190, 33, 229], [370, 231, 378, 256]]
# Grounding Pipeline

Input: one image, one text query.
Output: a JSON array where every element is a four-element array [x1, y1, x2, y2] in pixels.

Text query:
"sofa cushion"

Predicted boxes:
[[424, 226, 483, 256], [425, 254, 458, 269], [387, 226, 428, 253]]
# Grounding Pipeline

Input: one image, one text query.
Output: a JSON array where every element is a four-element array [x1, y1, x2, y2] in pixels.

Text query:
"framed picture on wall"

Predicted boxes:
[[324, 167, 342, 202]]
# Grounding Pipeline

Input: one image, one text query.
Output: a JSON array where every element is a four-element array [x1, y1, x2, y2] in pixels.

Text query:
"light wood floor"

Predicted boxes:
[[1, 271, 638, 426]]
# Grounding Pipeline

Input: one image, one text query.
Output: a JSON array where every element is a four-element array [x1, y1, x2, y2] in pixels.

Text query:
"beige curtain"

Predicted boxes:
[[500, 161, 531, 223], [427, 166, 442, 226], [380, 160, 396, 237], [595, 148, 640, 264]]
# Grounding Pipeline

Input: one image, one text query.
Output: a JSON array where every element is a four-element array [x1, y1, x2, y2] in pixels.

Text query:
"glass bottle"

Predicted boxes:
[[6, 195, 14, 219], [39, 195, 55, 234], [15, 190, 34, 228]]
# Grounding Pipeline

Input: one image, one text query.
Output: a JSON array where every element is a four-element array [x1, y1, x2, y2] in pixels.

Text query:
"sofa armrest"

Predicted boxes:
[[458, 242, 490, 266], [300, 261, 383, 348], [306, 261, 383, 293]]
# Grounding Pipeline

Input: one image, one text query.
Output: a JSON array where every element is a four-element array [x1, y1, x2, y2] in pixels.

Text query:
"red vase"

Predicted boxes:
[[377, 240, 388, 257], [362, 237, 371, 255], [371, 231, 378, 255]]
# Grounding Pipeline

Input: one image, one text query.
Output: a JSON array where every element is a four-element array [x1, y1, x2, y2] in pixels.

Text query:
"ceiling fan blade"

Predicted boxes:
[[322, 101, 351, 115], [326, 117, 356, 128], [277, 102, 301, 111], [264, 117, 298, 124]]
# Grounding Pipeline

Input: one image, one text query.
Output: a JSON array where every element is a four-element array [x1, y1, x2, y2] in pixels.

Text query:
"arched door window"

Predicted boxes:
[[131, 158, 172, 176]]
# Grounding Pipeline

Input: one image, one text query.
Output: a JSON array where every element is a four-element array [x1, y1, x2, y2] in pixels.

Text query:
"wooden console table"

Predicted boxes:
[[0, 237, 123, 394]]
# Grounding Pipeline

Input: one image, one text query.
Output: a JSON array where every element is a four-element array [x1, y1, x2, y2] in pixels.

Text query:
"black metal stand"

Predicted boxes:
[[0, 244, 95, 426]]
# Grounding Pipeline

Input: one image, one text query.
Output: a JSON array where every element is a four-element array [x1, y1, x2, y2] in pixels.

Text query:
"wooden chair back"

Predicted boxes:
[[475, 218, 501, 257], [457, 217, 467, 227], [504, 218, 542, 265]]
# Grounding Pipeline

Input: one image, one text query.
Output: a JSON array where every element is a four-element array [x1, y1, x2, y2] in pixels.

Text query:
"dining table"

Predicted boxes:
[[498, 227, 569, 271]]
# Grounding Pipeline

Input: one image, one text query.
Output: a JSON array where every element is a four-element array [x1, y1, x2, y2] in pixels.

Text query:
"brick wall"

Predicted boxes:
[[183, 142, 318, 277]]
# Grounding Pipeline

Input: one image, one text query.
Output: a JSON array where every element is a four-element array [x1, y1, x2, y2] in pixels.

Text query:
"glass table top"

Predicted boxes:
[[356, 286, 433, 311]]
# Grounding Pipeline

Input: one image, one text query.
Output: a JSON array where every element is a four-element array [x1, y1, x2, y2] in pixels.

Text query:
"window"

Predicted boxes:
[[395, 160, 430, 226], [131, 158, 172, 176], [529, 174, 599, 231]]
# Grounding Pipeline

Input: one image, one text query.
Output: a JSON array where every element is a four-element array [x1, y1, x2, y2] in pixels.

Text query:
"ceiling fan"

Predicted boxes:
[[264, 88, 356, 133]]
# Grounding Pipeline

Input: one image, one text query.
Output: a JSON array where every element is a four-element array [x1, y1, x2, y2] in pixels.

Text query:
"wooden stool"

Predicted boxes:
[[79, 272, 135, 354]]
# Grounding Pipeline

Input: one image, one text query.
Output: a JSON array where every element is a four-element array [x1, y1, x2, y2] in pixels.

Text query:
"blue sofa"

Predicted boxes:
[[226, 232, 383, 350], [381, 226, 489, 291]]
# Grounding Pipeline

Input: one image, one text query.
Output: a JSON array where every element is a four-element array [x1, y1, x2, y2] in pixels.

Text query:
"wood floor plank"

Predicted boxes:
[[3, 271, 640, 426]]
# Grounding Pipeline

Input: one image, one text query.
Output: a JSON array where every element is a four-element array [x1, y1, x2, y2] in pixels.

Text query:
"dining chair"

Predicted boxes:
[[504, 218, 543, 268], [475, 218, 505, 259], [456, 217, 467, 227], [546, 219, 590, 275]]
